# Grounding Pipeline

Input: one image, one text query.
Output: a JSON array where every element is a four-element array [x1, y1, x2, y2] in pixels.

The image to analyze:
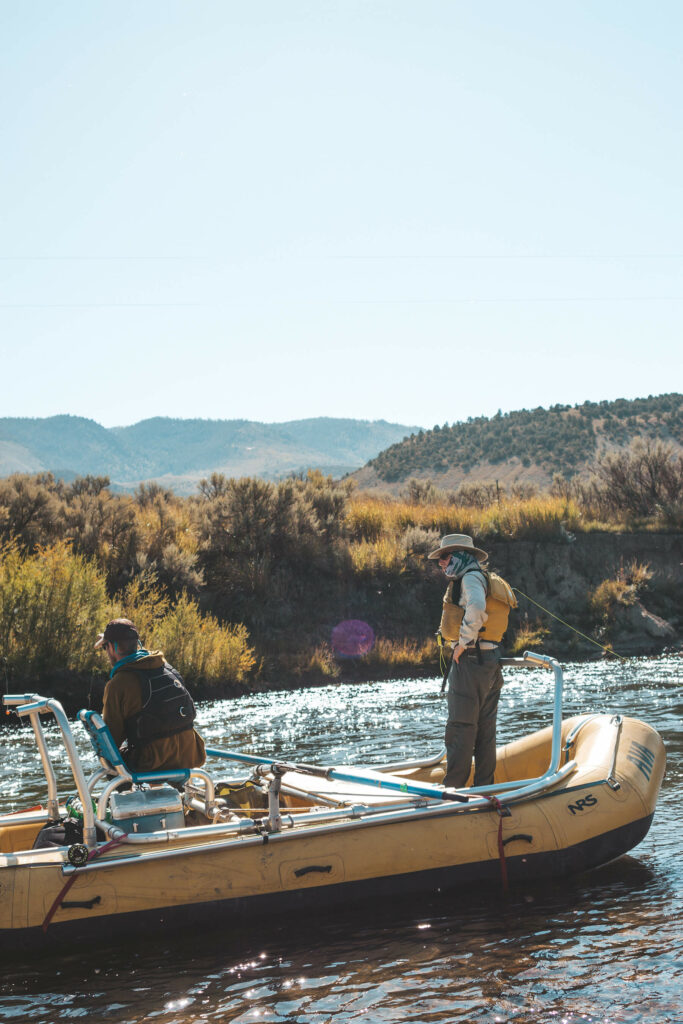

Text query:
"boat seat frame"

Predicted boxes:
[[78, 710, 215, 821]]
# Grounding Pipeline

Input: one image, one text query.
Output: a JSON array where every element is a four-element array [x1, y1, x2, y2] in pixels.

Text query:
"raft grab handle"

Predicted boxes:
[[607, 715, 623, 791]]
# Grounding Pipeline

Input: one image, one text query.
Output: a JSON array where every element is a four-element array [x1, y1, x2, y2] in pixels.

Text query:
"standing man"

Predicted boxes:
[[428, 534, 517, 789], [94, 618, 206, 772]]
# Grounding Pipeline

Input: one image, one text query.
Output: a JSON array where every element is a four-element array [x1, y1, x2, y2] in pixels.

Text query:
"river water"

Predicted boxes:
[[0, 655, 681, 1024]]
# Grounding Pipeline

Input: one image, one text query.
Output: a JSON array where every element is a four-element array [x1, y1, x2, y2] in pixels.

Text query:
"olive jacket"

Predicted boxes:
[[102, 651, 206, 772]]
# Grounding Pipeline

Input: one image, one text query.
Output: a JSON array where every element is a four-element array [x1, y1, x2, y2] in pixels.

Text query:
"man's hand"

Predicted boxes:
[[452, 644, 467, 663]]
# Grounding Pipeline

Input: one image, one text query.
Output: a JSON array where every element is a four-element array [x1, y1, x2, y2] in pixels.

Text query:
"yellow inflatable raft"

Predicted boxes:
[[0, 653, 666, 950]]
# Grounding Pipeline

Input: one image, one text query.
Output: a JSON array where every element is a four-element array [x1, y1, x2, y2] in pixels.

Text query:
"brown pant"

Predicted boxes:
[[444, 648, 503, 788]]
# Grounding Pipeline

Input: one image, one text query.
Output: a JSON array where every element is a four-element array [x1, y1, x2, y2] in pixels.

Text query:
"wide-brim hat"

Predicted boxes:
[[427, 533, 488, 561]]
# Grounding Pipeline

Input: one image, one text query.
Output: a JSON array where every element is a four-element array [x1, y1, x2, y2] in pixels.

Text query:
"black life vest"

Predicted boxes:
[[124, 662, 196, 747]]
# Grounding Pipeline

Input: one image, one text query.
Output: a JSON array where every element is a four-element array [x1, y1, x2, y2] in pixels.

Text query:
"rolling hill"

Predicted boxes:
[[353, 394, 683, 492]]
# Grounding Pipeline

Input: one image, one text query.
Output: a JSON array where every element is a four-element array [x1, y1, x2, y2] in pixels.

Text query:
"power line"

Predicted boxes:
[[0, 302, 200, 309], [1, 253, 683, 262]]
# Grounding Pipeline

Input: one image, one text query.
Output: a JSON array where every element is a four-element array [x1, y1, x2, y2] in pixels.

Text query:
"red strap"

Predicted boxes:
[[42, 836, 127, 933], [489, 797, 509, 895]]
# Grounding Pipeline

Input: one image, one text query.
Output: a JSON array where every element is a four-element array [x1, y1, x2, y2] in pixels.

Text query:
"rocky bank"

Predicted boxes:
[[488, 531, 681, 658]]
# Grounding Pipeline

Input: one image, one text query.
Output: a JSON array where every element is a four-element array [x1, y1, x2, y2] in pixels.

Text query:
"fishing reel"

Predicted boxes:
[[67, 843, 89, 867]]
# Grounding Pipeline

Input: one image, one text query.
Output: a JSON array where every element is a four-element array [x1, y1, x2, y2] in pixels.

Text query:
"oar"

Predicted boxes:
[[205, 747, 468, 803]]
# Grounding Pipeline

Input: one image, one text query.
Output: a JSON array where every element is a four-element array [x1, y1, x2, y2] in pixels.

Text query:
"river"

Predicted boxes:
[[0, 655, 681, 1023]]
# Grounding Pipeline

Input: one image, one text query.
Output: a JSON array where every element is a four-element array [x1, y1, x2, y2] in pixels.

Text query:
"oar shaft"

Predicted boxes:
[[205, 747, 272, 766], [205, 747, 466, 802], [324, 767, 466, 802]]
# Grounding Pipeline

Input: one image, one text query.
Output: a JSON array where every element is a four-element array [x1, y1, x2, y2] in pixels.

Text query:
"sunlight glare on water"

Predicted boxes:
[[0, 655, 681, 1023]]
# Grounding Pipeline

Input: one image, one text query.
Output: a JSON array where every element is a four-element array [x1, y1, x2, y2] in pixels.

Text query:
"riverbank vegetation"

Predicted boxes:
[[0, 541, 255, 693], [0, 440, 680, 699]]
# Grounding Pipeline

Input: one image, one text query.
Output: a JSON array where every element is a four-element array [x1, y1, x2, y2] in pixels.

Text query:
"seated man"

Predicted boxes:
[[94, 618, 206, 772]]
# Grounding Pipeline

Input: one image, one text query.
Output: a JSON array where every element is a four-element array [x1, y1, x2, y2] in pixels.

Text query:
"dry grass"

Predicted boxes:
[[509, 622, 550, 655], [347, 494, 583, 545], [286, 643, 342, 680], [349, 536, 407, 574], [359, 636, 437, 672], [588, 561, 653, 629], [477, 497, 583, 539]]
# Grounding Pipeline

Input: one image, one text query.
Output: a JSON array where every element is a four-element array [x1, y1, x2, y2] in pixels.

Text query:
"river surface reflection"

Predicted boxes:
[[0, 656, 681, 1023]]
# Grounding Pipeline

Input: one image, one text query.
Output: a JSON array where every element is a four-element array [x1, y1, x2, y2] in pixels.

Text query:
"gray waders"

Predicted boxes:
[[444, 647, 504, 788]]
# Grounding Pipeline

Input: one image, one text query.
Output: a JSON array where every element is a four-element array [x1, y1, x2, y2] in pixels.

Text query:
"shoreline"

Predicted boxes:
[[3, 644, 679, 724], [3, 529, 680, 722]]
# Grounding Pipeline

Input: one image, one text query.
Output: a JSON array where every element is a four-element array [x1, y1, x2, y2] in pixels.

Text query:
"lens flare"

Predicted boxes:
[[331, 619, 375, 658]]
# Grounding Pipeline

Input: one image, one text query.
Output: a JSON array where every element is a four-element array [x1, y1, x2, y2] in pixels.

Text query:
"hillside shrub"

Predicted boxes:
[[400, 526, 440, 558], [0, 475, 63, 549], [581, 441, 683, 525], [0, 456, 678, 694], [132, 484, 202, 596]]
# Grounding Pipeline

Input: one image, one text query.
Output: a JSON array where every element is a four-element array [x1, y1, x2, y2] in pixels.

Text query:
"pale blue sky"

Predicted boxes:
[[1, 1, 681, 428]]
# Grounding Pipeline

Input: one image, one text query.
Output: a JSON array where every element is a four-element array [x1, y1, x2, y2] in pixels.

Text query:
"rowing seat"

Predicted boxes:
[[78, 709, 191, 787]]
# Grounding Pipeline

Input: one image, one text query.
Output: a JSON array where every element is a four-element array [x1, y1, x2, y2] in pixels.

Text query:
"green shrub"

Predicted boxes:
[[0, 542, 255, 690], [0, 540, 111, 676], [150, 595, 256, 689]]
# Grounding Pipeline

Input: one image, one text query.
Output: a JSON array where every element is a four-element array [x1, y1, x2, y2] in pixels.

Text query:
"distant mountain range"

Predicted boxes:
[[353, 393, 683, 491], [0, 415, 419, 494], [3, 395, 680, 495]]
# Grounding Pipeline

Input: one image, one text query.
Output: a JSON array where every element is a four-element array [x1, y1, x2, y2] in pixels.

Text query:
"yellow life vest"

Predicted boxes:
[[439, 570, 517, 647]]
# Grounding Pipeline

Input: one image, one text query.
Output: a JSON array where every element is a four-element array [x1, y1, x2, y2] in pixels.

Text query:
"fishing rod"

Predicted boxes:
[[512, 587, 627, 661]]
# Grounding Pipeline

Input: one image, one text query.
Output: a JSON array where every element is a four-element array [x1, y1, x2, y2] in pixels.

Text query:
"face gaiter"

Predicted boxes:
[[444, 550, 479, 579]]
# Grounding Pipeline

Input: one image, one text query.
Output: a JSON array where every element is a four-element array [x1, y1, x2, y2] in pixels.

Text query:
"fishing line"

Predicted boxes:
[[512, 587, 626, 661]]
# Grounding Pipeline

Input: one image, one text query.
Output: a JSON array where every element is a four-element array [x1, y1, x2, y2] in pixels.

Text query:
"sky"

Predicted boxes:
[[1, 1, 681, 429]]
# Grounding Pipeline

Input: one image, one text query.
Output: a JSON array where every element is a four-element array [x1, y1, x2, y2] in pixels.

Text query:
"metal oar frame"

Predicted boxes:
[[3, 651, 574, 850], [206, 651, 574, 832]]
